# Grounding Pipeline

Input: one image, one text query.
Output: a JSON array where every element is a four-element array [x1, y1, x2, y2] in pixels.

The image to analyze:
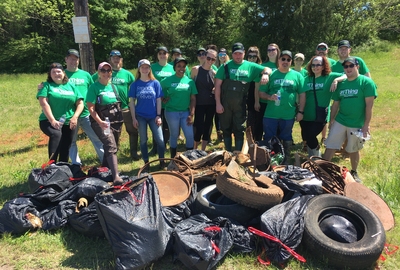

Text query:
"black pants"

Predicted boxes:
[[300, 120, 325, 149], [194, 104, 216, 142], [40, 120, 74, 162], [91, 120, 122, 167]]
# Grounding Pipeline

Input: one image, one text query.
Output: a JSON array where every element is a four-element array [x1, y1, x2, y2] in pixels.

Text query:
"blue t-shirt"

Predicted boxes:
[[128, 79, 163, 119]]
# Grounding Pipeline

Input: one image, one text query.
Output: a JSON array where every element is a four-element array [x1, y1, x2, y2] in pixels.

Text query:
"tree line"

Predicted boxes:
[[0, 0, 399, 73]]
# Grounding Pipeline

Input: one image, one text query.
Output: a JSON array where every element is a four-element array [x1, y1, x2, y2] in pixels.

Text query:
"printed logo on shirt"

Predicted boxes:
[[99, 91, 117, 98], [155, 71, 174, 77], [69, 78, 85, 86], [53, 88, 75, 96], [171, 83, 190, 89], [274, 79, 295, 86], [137, 86, 155, 99], [112, 77, 126, 85], [307, 83, 324, 90], [339, 89, 359, 98]]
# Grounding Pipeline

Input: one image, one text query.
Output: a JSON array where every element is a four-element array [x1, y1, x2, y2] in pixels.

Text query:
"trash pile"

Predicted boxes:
[[0, 132, 396, 270]]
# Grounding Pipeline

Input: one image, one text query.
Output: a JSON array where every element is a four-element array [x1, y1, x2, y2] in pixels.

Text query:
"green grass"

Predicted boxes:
[[0, 44, 399, 269]]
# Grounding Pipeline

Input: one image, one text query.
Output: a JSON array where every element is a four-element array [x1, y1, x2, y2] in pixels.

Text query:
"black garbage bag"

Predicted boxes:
[[28, 161, 73, 193], [230, 221, 256, 253], [257, 195, 313, 264], [22, 186, 60, 210], [87, 166, 113, 182], [182, 150, 208, 160], [95, 175, 173, 270], [55, 162, 87, 181], [319, 215, 358, 243], [69, 201, 104, 238], [40, 200, 76, 230], [173, 214, 234, 270], [0, 197, 41, 234]]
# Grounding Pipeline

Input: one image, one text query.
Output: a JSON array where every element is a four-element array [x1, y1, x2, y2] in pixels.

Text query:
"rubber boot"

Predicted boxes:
[[148, 137, 157, 156], [129, 133, 139, 160], [224, 137, 232, 152], [234, 139, 244, 152], [283, 141, 292, 165], [107, 155, 123, 185], [307, 146, 321, 158], [170, 147, 177, 158]]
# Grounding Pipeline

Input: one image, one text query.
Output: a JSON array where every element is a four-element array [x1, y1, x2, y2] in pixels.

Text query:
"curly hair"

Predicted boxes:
[[47, 63, 68, 83], [306, 56, 331, 77]]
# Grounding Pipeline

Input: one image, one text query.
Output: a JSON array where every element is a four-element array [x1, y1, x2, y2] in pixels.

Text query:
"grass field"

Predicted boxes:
[[0, 43, 399, 269]]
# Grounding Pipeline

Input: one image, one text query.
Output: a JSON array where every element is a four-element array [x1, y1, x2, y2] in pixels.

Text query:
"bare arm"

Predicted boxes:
[[87, 102, 108, 130], [187, 94, 196, 125], [214, 78, 224, 114], [362, 96, 374, 136], [329, 100, 340, 128], [330, 74, 347, 92], [39, 97, 58, 127], [69, 99, 84, 129], [155, 97, 162, 126], [296, 92, 306, 121], [129, 97, 138, 129]]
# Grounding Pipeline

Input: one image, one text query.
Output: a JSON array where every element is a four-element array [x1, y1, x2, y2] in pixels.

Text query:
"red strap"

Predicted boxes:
[[384, 243, 399, 256], [115, 180, 147, 204], [257, 247, 271, 266], [69, 176, 88, 182], [210, 240, 220, 254], [41, 160, 55, 170], [248, 227, 306, 263], [204, 226, 222, 232], [341, 167, 349, 179]]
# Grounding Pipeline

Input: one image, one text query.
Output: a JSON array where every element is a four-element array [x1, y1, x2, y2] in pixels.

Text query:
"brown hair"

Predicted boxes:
[[247, 46, 262, 64], [47, 63, 68, 83], [136, 65, 156, 81], [265, 43, 281, 66], [306, 56, 331, 77]]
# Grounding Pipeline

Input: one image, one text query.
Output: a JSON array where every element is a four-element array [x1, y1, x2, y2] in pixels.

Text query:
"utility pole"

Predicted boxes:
[[73, 0, 96, 74]]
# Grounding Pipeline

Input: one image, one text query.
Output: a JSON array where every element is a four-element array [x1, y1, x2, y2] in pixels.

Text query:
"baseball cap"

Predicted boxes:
[[110, 50, 122, 57], [294, 53, 305, 60], [157, 46, 168, 53], [173, 57, 188, 69], [219, 48, 227, 53], [316, 43, 329, 50], [342, 57, 358, 66], [197, 47, 206, 54], [338, 40, 351, 48], [232, 42, 245, 53], [138, 59, 151, 68], [98, 62, 112, 70], [171, 48, 182, 54], [66, 49, 79, 58], [280, 50, 292, 58]]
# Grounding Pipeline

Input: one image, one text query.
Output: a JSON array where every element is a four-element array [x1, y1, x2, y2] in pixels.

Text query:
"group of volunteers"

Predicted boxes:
[[36, 39, 377, 185]]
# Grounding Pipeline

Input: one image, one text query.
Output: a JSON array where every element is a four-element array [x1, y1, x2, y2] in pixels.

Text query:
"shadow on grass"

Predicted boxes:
[[0, 144, 47, 158]]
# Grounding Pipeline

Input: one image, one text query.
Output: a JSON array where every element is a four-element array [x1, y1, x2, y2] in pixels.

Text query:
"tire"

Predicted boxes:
[[303, 194, 386, 269], [195, 184, 262, 225], [216, 172, 284, 211]]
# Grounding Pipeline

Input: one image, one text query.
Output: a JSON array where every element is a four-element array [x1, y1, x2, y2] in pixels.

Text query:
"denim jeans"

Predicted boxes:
[[69, 116, 104, 165], [137, 115, 165, 162], [165, 110, 194, 149], [263, 117, 295, 142]]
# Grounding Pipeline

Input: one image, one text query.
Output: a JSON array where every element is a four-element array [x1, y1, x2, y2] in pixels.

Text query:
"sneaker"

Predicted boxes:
[[350, 170, 362, 183]]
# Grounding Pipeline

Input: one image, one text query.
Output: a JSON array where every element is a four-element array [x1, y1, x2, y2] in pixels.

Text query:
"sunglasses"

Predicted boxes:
[[247, 55, 257, 59], [218, 53, 227, 57], [317, 47, 327, 51], [280, 57, 292, 62], [206, 56, 216, 62], [267, 48, 277, 52], [100, 68, 111, 73], [311, 64, 323, 68], [158, 52, 167, 55], [343, 64, 355, 69], [197, 52, 207, 57]]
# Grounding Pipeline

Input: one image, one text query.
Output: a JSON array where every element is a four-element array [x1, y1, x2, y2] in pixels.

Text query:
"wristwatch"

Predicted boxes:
[[298, 111, 304, 114]]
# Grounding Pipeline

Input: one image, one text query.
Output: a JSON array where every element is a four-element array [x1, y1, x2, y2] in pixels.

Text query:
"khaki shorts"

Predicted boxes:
[[325, 121, 364, 153]]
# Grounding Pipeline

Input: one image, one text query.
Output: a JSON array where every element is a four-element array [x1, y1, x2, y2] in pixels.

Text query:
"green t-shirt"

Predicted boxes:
[[86, 81, 119, 106], [65, 69, 93, 118], [332, 75, 377, 128], [293, 68, 308, 77], [302, 72, 342, 121], [261, 61, 277, 71], [152, 62, 175, 82], [331, 57, 370, 75], [92, 68, 135, 109], [215, 60, 264, 83], [260, 69, 305, 120], [37, 81, 83, 125], [160, 75, 198, 112]]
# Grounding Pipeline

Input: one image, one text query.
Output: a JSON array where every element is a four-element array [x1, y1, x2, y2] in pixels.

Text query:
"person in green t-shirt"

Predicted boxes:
[[215, 42, 271, 151], [259, 50, 305, 164], [315, 43, 336, 67], [64, 49, 104, 165], [37, 63, 84, 162], [292, 53, 308, 77], [261, 43, 280, 70], [161, 57, 198, 158], [300, 56, 346, 158], [323, 57, 377, 183], [169, 48, 190, 76]]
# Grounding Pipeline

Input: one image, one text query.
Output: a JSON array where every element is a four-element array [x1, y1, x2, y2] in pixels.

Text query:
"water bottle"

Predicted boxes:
[[270, 153, 284, 166], [58, 114, 66, 129], [104, 117, 111, 135], [275, 90, 281, 106], [350, 129, 370, 142]]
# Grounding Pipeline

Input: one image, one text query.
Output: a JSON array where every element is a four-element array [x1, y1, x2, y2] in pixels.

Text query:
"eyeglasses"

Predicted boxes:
[[100, 68, 111, 73], [343, 64, 355, 69], [280, 57, 292, 62], [197, 52, 207, 57], [267, 48, 277, 52], [311, 64, 323, 68], [317, 47, 327, 51], [218, 53, 226, 57], [206, 56, 216, 62], [247, 55, 257, 59], [158, 52, 167, 55]]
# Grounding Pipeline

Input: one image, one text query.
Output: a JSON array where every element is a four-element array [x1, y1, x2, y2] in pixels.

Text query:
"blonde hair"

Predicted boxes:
[[136, 65, 156, 81]]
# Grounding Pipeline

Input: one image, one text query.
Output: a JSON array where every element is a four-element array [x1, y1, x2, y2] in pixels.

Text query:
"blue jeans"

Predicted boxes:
[[165, 111, 194, 149], [263, 117, 295, 142], [137, 115, 165, 162], [69, 116, 104, 165]]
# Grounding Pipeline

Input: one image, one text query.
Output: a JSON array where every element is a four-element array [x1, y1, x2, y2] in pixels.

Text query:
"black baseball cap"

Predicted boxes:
[[342, 57, 359, 66], [338, 40, 351, 48], [280, 50, 292, 58], [66, 49, 79, 58], [172, 48, 182, 54], [157, 46, 168, 53], [173, 57, 188, 69], [232, 42, 245, 53], [110, 50, 122, 57]]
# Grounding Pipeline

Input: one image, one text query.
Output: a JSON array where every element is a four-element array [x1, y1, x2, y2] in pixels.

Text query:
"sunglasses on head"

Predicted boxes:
[[100, 68, 111, 73], [158, 51, 167, 55], [343, 64, 355, 69], [280, 57, 292, 62], [247, 55, 257, 59], [311, 64, 323, 68], [206, 56, 216, 62], [218, 53, 226, 57], [317, 47, 327, 51], [267, 48, 277, 52], [197, 52, 207, 57]]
